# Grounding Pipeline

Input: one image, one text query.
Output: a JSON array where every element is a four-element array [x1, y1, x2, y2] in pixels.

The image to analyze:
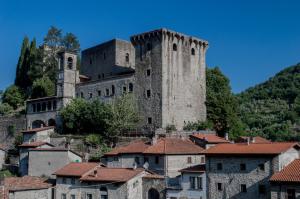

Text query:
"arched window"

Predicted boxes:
[[67, 57, 73, 69], [112, 85, 115, 96], [148, 188, 159, 199], [100, 187, 108, 199], [129, 83, 133, 92], [147, 43, 152, 51], [173, 43, 177, 51], [125, 53, 129, 63], [191, 48, 195, 55]]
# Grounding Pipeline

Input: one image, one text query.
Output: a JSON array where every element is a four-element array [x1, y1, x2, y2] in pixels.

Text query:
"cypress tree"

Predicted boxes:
[[15, 37, 29, 87]]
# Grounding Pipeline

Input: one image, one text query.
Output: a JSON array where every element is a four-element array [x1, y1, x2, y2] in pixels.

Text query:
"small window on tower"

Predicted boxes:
[[106, 89, 109, 96], [67, 57, 73, 69], [112, 85, 115, 96], [98, 90, 101, 96], [147, 43, 152, 51], [191, 48, 195, 55], [129, 83, 133, 92], [123, 86, 127, 94], [173, 43, 177, 51], [148, 117, 152, 124], [146, 90, 151, 98], [81, 92, 84, 98], [146, 69, 151, 76], [125, 53, 129, 63]]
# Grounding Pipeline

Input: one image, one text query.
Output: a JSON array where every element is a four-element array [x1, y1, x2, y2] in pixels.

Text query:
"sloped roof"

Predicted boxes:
[[54, 162, 100, 177], [80, 167, 144, 182], [190, 133, 229, 144], [143, 138, 204, 155], [18, 142, 54, 148], [179, 164, 206, 173], [20, 126, 54, 133], [237, 136, 271, 144], [203, 142, 300, 156], [105, 140, 149, 155], [270, 159, 300, 183]]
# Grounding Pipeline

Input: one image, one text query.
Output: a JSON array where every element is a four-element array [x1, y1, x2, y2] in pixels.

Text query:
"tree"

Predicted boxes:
[[0, 103, 13, 115], [62, 32, 80, 52], [43, 26, 62, 53], [15, 36, 29, 87], [2, 85, 25, 109], [31, 76, 55, 99], [28, 44, 44, 85], [206, 67, 244, 138]]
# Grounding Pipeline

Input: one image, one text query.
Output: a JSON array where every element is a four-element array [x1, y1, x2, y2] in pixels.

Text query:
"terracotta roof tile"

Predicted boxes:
[[80, 168, 144, 182], [179, 164, 206, 173], [20, 126, 54, 133], [54, 162, 100, 177], [0, 176, 52, 198], [105, 140, 149, 155], [190, 133, 230, 143], [270, 159, 300, 183], [203, 142, 300, 156], [237, 136, 271, 144], [143, 138, 204, 155], [18, 142, 53, 148]]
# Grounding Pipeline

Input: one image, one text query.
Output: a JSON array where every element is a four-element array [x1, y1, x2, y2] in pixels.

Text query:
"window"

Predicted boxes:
[[123, 86, 127, 93], [61, 193, 67, 199], [217, 183, 223, 191], [190, 176, 196, 189], [67, 57, 73, 69], [240, 184, 247, 193], [100, 187, 108, 199], [173, 43, 177, 51], [62, 177, 67, 184], [147, 43, 152, 51], [98, 90, 101, 96], [147, 90, 151, 98], [47, 101, 52, 110], [89, 93, 93, 99], [187, 157, 192, 164], [32, 104, 36, 112], [89, 58, 92, 65], [71, 195, 76, 199], [259, 185, 266, 194], [144, 157, 149, 163], [53, 101, 57, 110], [125, 53, 130, 63], [217, 163, 223, 170], [112, 85, 115, 96], [103, 53, 106, 60], [197, 177, 203, 189], [102, 73, 105, 78], [287, 189, 296, 199], [129, 83, 133, 92], [71, 177, 75, 185], [240, 163, 246, 171], [155, 156, 159, 164], [81, 92, 84, 98], [135, 157, 140, 164], [201, 156, 205, 164], [37, 103, 41, 112], [42, 102, 46, 111], [98, 74, 101, 79], [86, 193, 93, 199], [146, 69, 151, 76], [258, 163, 265, 171], [148, 117, 152, 124], [113, 156, 119, 161], [191, 48, 195, 55], [105, 89, 109, 96]]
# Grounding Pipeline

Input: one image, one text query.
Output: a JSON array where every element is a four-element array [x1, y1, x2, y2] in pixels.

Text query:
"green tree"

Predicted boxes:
[[62, 32, 80, 52], [2, 85, 25, 109], [0, 103, 13, 115], [28, 44, 44, 85], [15, 36, 29, 87], [31, 76, 55, 98], [44, 26, 62, 53], [206, 67, 244, 138]]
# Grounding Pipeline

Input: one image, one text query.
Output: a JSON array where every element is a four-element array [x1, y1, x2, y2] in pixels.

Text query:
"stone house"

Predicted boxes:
[[54, 162, 165, 199], [102, 137, 205, 186], [166, 164, 207, 199], [21, 126, 54, 143], [203, 142, 300, 199], [28, 148, 82, 178], [26, 28, 208, 133], [0, 176, 53, 199], [18, 142, 54, 176], [270, 158, 300, 199], [190, 133, 230, 149]]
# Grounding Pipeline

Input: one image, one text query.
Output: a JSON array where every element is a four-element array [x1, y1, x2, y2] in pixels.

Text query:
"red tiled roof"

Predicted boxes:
[[270, 159, 300, 183], [18, 142, 53, 148], [179, 164, 206, 173], [0, 176, 52, 198], [203, 142, 300, 156], [20, 126, 54, 133], [80, 168, 144, 182], [143, 138, 204, 155], [105, 140, 149, 155], [190, 133, 229, 143], [237, 136, 271, 144], [54, 162, 100, 177]]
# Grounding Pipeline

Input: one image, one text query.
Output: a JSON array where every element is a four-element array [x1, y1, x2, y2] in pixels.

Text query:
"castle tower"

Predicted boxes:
[[131, 29, 208, 131], [56, 50, 78, 108]]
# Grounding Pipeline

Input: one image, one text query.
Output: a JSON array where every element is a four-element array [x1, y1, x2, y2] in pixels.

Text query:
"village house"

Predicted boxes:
[[54, 162, 165, 199], [190, 133, 230, 149], [166, 164, 207, 199], [270, 159, 300, 199], [203, 142, 300, 199], [21, 126, 54, 143], [0, 176, 53, 199], [235, 136, 271, 144], [28, 148, 82, 178]]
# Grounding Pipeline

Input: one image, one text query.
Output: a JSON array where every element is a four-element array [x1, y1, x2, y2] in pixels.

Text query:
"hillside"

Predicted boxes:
[[238, 63, 300, 141]]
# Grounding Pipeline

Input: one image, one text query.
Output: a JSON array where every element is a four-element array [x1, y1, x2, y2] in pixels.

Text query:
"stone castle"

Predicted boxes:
[[25, 28, 208, 133]]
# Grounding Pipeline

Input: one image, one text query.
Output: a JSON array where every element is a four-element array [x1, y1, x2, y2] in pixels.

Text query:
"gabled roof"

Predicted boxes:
[[18, 142, 54, 148], [179, 164, 206, 173], [80, 167, 144, 182], [20, 126, 54, 134], [203, 142, 300, 156], [143, 138, 204, 155], [105, 140, 149, 156], [237, 136, 271, 144], [54, 162, 101, 177], [270, 159, 300, 183], [190, 133, 229, 144]]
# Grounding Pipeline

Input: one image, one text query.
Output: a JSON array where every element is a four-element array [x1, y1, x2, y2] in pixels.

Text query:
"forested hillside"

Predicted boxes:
[[238, 63, 300, 141]]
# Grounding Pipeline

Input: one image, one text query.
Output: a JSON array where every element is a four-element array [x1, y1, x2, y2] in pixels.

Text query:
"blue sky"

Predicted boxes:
[[0, 0, 300, 93]]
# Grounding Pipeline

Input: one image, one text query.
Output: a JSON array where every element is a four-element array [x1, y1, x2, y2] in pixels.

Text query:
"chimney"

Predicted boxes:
[[40, 123, 44, 128], [151, 135, 158, 145], [133, 162, 137, 170], [247, 137, 250, 145], [251, 137, 255, 143], [225, 133, 229, 141]]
